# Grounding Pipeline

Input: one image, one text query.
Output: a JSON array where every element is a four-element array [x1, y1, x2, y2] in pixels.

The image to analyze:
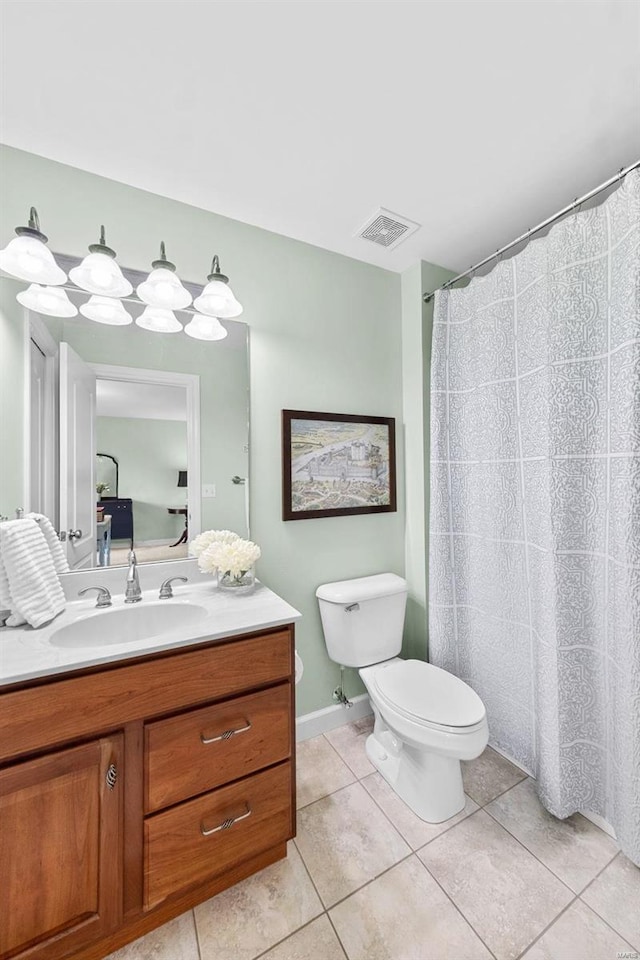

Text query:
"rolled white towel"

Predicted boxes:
[[0, 519, 66, 628], [25, 513, 69, 574]]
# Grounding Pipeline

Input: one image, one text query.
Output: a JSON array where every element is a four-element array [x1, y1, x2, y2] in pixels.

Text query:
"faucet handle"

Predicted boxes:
[[159, 576, 188, 599], [78, 585, 112, 608]]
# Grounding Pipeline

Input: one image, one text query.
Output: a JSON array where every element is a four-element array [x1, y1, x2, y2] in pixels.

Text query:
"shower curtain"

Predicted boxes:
[[429, 170, 640, 864]]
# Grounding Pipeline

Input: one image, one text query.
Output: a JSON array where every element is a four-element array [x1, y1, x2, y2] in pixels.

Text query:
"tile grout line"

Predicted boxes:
[[414, 840, 499, 960], [321, 728, 375, 780], [251, 915, 330, 960], [191, 907, 204, 960], [480, 802, 577, 897], [512, 895, 579, 960], [575, 853, 640, 950], [297, 732, 628, 958], [481, 786, 620, 893]]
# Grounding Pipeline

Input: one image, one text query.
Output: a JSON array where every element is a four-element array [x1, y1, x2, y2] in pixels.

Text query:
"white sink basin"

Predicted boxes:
[[50, 601, 209, 648]]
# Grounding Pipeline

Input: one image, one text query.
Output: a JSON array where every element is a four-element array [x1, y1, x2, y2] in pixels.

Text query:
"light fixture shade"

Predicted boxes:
[[70, 252, 132, 297], [193, 279, 243, 318], [69, 226, 132, 297], [0, 207, 66, 285], [0, 235, 67, 285], [193, 254, 243, 318], [184, 314, 228, 341], [135, 305, 182, 333], [80, 295, 133, 326], [136, 242, 192, 309], [137, 267, 192, 309], [16, 284, 78, 318]]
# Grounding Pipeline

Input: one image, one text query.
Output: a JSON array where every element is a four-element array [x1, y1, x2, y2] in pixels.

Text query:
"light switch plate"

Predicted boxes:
[[202, 484, 216, 498]]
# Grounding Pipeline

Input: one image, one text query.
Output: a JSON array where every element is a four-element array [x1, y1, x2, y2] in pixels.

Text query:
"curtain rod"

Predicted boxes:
[[422, 159, 640, 303]]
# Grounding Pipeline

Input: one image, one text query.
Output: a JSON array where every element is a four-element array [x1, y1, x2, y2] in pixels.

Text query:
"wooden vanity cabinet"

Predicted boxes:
[[0, 624, 296, 960]]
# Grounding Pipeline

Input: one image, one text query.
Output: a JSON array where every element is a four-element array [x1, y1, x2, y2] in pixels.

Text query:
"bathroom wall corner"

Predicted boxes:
[[401, 259, 456, 663]]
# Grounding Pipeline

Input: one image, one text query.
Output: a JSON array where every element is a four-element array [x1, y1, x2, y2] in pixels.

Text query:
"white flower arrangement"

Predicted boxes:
[[189, 529, 240, 559], [198, 537, 261, 579]]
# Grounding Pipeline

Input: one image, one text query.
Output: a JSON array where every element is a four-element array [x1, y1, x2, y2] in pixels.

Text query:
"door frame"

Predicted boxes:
[[23, 311, 59, 525], [90, 364, 202, 539]]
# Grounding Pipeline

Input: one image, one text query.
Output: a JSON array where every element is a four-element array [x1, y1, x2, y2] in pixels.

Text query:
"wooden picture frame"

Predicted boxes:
[[282, 410, 397, 521]]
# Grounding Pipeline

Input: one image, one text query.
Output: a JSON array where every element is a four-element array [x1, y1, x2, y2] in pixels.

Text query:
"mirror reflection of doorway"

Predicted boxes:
[[95, 376, 193, 566]]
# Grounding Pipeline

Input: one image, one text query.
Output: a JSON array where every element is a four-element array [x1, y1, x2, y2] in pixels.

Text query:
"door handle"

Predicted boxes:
[[68, 529, 83, 540]]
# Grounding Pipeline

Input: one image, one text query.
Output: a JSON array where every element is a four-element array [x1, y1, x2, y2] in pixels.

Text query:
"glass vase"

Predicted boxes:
[[218, 568, 255, 594]]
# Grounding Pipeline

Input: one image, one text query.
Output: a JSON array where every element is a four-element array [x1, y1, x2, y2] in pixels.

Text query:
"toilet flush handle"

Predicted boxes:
[[345, 602, 359, 613]]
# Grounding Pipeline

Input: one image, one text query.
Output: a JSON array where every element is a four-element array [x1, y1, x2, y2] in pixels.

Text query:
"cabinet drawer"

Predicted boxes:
[[145, 683, 291, 812], [144, 761, 292, 909], [0, 628, 293, 763]]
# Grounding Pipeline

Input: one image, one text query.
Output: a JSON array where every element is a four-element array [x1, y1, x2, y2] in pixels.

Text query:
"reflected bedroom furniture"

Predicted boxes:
[[168, 506, 188, 547], [101, 497, 133, 545], [96, 514, 112, 566]]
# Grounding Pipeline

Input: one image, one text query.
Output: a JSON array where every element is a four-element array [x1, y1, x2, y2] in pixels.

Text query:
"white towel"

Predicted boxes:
[[0, 519, 66, 628], [25, 513, 69, 575]]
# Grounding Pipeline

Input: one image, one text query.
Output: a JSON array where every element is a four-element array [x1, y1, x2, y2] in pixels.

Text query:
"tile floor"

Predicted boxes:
[[108, 717, 639, 960]]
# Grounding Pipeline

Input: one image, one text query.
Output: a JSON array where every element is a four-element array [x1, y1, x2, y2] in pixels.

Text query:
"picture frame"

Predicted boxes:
[[282, 409, 397, 521]]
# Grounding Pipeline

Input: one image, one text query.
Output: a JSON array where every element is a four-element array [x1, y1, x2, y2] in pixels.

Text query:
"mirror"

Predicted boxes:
[[21, 280, 249, 569], [96, 454, 119, 498]]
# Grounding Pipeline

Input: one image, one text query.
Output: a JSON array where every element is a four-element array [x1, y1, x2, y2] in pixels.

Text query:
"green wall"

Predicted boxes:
[[0, 144, 405, 715], [97, 417, 187, 543]]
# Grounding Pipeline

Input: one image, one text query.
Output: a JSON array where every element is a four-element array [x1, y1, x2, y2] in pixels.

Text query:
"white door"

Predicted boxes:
[[59, 342, 96, 569]]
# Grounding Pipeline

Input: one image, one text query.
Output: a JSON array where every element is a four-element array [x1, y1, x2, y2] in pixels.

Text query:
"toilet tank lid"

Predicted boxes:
[[316, 573, 407, 604]]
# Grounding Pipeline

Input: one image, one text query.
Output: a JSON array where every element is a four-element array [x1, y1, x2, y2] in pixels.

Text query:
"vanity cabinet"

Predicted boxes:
[[0, 623, 296, 960]]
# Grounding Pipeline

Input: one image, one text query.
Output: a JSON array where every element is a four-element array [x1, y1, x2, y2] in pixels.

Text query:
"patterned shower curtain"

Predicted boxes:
[[429, 170, 640, 864]]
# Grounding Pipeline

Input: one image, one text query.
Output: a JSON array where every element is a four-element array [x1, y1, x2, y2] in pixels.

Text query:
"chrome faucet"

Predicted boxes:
[[124, 550, 142, 603]]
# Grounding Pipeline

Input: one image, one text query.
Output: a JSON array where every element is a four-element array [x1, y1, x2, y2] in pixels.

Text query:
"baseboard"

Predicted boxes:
[[580, 809, 617, 839], [296, 694, 372, 742]]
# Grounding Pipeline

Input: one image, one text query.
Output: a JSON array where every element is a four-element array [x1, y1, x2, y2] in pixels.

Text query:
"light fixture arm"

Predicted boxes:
[[207, 254, 229, 285], [151, 240, 177, 273], [15, 206, 48, 243], [88, 224, 117, 259]]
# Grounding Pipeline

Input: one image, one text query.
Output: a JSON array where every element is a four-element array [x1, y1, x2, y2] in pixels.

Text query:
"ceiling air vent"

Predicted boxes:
[[355, 208, 420, 250]]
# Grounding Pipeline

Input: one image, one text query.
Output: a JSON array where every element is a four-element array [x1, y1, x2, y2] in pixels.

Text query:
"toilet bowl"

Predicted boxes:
[[316, 573, 489, 823]]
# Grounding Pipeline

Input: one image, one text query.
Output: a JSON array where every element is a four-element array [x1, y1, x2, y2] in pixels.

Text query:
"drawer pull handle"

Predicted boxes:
[[200, 720, 252, 744], [200, 804, 252, 836]]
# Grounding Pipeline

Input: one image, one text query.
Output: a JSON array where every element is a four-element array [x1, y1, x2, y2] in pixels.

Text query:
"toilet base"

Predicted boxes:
[[365, 730, 465, 824]]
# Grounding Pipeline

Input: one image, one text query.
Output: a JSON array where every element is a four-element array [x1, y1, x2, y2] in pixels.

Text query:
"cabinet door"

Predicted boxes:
[[0, 735, 122, 960]]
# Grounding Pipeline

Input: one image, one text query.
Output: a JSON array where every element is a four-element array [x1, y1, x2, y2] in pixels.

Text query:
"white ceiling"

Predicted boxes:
[[96, 380, 187, 422], [1, 0, 639, 273]]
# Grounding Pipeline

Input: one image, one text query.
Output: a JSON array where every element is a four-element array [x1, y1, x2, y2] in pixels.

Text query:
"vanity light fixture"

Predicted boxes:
[[0, 207, 67, 285], [184, 314, 228, 341], [69, 226, 133, 298], [193, 256, 243, 319], [136, 242, 193, 310], [135, 305, 183, 333], [80, 295, 133, 325], [16, 284, 78, 318]]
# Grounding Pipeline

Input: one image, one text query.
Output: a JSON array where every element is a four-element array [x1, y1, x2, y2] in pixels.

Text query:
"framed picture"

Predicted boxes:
[[282, 409, 397, 520]]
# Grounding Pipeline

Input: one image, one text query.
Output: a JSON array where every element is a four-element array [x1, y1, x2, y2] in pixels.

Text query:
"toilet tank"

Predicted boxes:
[[316, 573, 407, 668]]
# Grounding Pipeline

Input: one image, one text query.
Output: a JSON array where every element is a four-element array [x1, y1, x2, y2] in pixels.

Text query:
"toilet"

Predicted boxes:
[[316, 573, 489, 823]]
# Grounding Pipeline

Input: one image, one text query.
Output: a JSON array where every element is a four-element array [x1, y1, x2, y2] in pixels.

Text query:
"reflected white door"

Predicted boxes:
[[59, 342, 96, 568]]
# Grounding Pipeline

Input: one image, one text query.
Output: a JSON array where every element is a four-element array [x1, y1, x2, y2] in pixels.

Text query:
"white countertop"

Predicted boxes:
[[0, 580, 301, 687]]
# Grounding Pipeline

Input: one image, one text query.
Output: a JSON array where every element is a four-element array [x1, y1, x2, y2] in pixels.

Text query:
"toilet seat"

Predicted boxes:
[[371, 659, 486, 733]]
